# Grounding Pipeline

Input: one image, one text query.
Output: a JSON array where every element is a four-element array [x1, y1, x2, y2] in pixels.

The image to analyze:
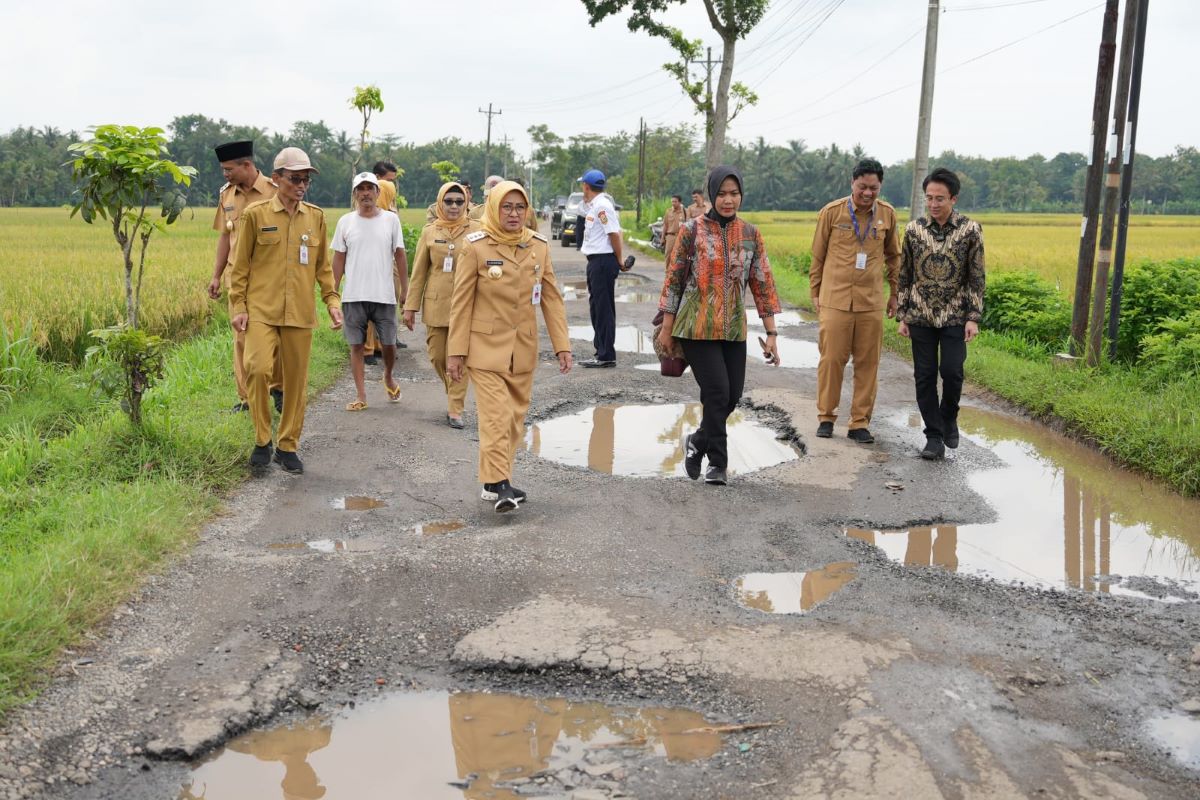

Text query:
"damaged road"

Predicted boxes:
[[3, 238, 1200, 799]]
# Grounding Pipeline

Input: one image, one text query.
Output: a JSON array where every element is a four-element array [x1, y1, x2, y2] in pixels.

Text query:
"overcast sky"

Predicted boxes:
[[3, 0, 1195, 165]]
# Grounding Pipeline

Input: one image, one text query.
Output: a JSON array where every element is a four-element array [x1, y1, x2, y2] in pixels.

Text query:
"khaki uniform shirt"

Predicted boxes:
[[809, 196, 901, 313], [405, 220, 482, 327], [425, 202, 439, 224], [467, 202, 486, 221], [663, 206, 685, 235], [229, 197, 340, 328], [448, 230, 571, 375], [212, 172, 277, 273], [685, 201, 709, 220]]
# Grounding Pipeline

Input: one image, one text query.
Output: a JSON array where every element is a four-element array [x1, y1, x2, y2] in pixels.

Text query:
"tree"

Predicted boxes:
[[583, 0, 766, 170], [431, 160, 461, 183], [349, 85, 384, 177], [68, 124, 195, 425]]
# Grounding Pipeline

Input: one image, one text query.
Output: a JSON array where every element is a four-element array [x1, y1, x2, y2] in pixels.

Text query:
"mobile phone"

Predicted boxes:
[[758, 336, 776, 365]]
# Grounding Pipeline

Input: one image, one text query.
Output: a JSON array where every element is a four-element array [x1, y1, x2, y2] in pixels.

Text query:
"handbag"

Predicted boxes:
[[652, 250, 693, 377]]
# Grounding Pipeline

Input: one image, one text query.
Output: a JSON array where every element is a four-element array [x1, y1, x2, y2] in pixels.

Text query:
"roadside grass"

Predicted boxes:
[[0, 311, 346, 717]]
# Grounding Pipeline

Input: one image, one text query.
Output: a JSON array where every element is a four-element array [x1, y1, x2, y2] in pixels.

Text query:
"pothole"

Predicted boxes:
[[862, 406, 1200, 597], [179, 690, 729, 799], [414, 519, 467, 536], [1145, 711, 1200, 770], [331, 496, 388, 511], [570, 325, 818, 367], [560, 275, 655, 302], [524, 403, 798, 477], [733, 563, 858, 614], [267, 520, 468, 552]]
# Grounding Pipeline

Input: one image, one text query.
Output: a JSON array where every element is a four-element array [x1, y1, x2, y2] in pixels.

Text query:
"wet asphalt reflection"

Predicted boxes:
[[733, 563, 858, 614], [569, 325, 818, 368]]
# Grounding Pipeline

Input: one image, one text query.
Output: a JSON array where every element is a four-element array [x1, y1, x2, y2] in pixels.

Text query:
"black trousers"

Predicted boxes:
[[909, 324, 966, 440], [586, 252, 619, 362], [679, 339, 746, 468]]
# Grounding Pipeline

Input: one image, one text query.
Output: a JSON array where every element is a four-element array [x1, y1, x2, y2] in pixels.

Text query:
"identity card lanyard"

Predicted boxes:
[[848, 198, 875, 270]]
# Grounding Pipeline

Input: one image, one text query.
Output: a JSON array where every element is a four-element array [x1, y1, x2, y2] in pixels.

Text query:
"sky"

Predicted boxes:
[[2, 0, 1196, 165]]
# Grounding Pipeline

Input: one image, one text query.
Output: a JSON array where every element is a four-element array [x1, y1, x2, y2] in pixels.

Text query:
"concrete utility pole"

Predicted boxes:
[[636, 118, 646, 225], [1068, 0, 1120, 357], [688, 46, 722, 165], [478, 103, 502, 183], [1108, 0, 1151, 359], [500, 134, 511, 177], [1087, 0, 1140, 366], [909, 0, 941, 221]]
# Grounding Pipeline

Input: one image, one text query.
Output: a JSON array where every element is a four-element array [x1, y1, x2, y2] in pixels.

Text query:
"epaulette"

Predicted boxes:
[[242, 198, 270, 212], [219, 181, 231, 193], [301, 200, 323, 210], [531, 232, 547, 242], [466, 230, 488, 242]]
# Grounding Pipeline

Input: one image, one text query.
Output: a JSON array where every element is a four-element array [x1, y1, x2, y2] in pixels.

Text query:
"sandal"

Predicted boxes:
[[345, 400, 368, 412], [383, 380, 402, 402]]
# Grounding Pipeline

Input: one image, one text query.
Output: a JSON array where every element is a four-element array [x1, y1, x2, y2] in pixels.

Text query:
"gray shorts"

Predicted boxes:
[[342, 301, 398, 346]]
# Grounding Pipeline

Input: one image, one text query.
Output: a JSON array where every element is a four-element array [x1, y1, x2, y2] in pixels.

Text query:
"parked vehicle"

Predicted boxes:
[[558, 192, 586, 246], [549, 195, 570, 239], [649, 217, 664, 252]]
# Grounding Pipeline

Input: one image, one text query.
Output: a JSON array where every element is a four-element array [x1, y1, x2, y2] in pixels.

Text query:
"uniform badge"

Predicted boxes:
[[225, 220, 234, 231], [598, 210, 608, 225], [486, 259, 504, 279]]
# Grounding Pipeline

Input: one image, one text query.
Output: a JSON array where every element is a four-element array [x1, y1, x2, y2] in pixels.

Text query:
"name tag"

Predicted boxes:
[[300, 245, 310, 265], [442, 256, 454, 272], [486, 260, 503, 266], [434, 239, 447, 244], [532, 282, 542, 305], [261, 226, 278, 232], [855, 252, 867, 270], [223, 205, 235, 212]]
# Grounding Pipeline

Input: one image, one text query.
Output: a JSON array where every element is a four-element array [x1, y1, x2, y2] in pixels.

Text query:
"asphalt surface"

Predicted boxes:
[[2, 225, 1199, 800]]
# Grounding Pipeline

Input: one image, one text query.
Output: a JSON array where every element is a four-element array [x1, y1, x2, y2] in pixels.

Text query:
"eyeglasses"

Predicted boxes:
[[443, 198, 466, 206], [500, 203, 528, 215], [282, 173, 313, 185]]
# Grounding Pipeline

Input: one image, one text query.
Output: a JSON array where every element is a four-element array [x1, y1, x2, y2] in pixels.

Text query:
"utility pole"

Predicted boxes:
[[1068, 0, 1120, 357], [636, 118, 647, 225], [688, 46, 722, 165], [478, 103, 502, 183], [500, 134, 511, 177], [1108, 0, 1150, 359], [909, 0, 941, 221], [1087, 0, 1140, 366]]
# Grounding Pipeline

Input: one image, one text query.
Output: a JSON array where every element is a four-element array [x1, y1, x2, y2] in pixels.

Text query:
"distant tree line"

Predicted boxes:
[[2, 116, 1198, 214]]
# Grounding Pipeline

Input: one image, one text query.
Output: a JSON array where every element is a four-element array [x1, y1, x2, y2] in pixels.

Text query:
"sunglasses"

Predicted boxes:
[[443, 198, 466, 206], [282, 173, 313, 185]]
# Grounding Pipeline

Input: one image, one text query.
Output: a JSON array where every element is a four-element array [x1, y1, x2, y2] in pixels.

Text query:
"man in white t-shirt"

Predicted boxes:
[[578, 170, 625, 368], [332, 172, 409, 409]]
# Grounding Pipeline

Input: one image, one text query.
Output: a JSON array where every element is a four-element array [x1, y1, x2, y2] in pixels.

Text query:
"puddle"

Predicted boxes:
[[180, 690, 725, 799], [1145, 712, 1200, 770], [734, 562, 858, 614], [560, 275, 654, 302], [569, 325, 656, 355], [635, 362, 690, 374], [570, 324, 818, 367], [267, 539, 386, 554], [415, 519, 466, 536], [747, 308, 816, 326], [849, 406, 1200, 597], [525, 403, 797, 478], [330, 496, 387, 511]]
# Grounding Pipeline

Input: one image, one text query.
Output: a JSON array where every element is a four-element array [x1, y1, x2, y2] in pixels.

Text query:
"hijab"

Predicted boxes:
[[481, 181, 536, 247], [433, 181, 471, 237], [705, 165, 743, 228]]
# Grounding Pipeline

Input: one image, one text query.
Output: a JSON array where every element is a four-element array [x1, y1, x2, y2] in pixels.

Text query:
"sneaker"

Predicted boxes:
[[847, 428, 875, 444], [270, 387, 284, 414], [704, 465, 728, 485], [816, 421, 833, 438], [274, 449, 304, 474], [481, 483, 527, 504], [581, 359, 616, 368], [944, 419, 960, 449], [920, 437, 946, 460], [448, 416, 465, 429], [231, 401, 250, 413], [249, 441, 272, 468], [493, 480, 519, 513], [684, 433, 703, 480]]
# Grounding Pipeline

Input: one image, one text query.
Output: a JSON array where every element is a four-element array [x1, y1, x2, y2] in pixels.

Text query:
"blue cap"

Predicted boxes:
[[578, 169, 606, 189]]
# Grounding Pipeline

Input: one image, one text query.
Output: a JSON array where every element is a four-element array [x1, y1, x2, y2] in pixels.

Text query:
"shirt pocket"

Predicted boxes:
[[256, 231, 281, 246]]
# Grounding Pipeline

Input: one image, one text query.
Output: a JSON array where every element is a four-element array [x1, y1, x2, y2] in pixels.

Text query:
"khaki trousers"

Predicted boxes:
[[663, 233, 678, 265], [468, 366, 533, 484], [244, 322, 312, 452], [817, 306, 883, 429], [364, 322, 379, 353], [425, 326, 469, 416], [227, 281, 281, 401]]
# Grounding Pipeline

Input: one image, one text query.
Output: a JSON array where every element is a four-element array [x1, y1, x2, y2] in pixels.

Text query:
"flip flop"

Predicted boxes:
[[345, 400, 368, 411], [383, 381, 402, 402]]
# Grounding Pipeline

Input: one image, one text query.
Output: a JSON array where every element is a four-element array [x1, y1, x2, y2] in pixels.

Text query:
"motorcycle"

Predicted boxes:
[[649, 217, 664, 252]]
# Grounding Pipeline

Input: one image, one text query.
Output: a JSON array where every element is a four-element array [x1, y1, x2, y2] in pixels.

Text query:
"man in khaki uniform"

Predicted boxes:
[[447, 181, 572, 512], [685, 188, 709, 220], [810, 158, 901, 443], [230, 147, 343, 474], [207, 140, 282, 412], [467, 175, 504, 220], [662, 194, 685, 261]]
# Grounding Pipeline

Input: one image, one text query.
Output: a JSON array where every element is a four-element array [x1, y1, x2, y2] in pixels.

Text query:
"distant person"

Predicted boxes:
[[810, 158, 901, 444], [468, 175, 504, 220], [331, 172, 407, 412], [685, 188, 709, 220], [578, 170, 625, 368], [447, 181, 572, 512], [656, 166, 780, 486], [229, 147, 343, 475], [662, 194, 685, 261], [207, 140, 283, 413], [897, 167, 985, 460]]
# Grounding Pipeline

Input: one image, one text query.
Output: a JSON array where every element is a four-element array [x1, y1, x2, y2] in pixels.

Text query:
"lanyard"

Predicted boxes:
[[847, 198, 876, 247]]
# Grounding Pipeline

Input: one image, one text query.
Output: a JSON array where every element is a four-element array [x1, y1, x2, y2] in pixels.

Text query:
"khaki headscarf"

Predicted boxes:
[[481, 181, 535, 247], [433, 182, 471, 238]]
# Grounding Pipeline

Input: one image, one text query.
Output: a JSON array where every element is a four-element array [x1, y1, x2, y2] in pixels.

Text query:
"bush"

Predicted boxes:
[[1139, 310, 1200, 382], [1114, 258, 1200, 361], [981, 271, 1071, 350]]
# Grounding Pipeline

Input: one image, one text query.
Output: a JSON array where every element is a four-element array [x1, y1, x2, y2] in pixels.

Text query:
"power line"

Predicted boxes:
[[739, 0, 846, 80], [946, 0, 1059, 11]]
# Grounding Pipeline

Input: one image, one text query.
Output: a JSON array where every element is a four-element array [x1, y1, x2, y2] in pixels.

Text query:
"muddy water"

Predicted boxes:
[[570, 324, 818, 367], [747, 308, 817, 326], [734, 563, 858, 614], [330, 496, 387, 511], [850, 407, 1200, 597], [560, 275, 655, 302], [179, 690, 724, 799], [568, 325, 656, 355], [525, 403, 798, 478], [1145, 712, 1200, 770]]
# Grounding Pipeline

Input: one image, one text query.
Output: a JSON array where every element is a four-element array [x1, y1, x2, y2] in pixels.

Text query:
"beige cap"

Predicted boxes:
[[273, 146, 319, 173], [352, 171, 379, 190]]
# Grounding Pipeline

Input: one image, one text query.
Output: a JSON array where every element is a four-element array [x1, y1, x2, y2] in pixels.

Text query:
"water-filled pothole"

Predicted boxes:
[[267, 520, 468, 552], [525, 403, 797, 477], [734, 563, 858, 614], [560, 275, 654, 302], [850, 407, 1200, 597], [331, 496, 387, 511], [1145, 712, 1200, 770], [415, 519, 467, 536], [747, 308, 816, 326], [570, 325, 818, 367], [179, 690, 727, 799], [569, 325, 656, 355]]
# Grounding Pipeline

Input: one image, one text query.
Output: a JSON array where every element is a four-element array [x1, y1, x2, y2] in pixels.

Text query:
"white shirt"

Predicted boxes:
[[580, 193, 620, 256], [331, 209, 405, 304]]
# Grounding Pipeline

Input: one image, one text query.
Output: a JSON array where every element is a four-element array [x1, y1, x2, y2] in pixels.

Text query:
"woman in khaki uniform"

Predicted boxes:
[[447, 181, 572, 512], [404, 182, 478, 428]]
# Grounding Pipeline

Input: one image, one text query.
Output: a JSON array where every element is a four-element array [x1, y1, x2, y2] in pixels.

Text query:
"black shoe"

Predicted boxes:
[[270, 387, 284, 414], [481, 483, 526, 504], [684, 433, 703, 480], [492, 480, 519, 513], [363, 354, 378, 366], [581, 359, 616, 368], [448, 416, 465, 429], [395, 341, 408, 349], [847, 428, 875, 444], [704, 465, 728, 485], [921, 437, 946, 460], [944, 419, 960, 449], [816, 421, 833, 438], [231, 401, 250, 413], [274, 449, 304, 474], [249, 441, 272, 468]]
